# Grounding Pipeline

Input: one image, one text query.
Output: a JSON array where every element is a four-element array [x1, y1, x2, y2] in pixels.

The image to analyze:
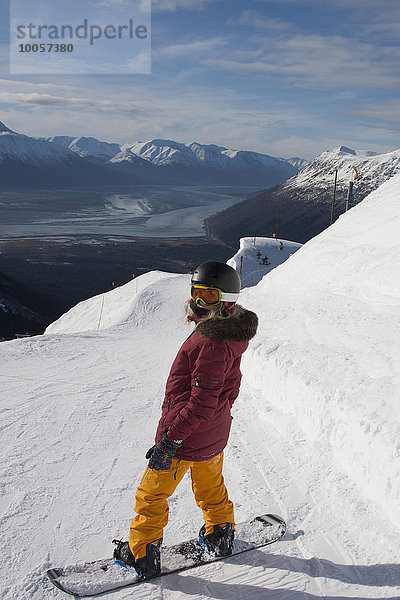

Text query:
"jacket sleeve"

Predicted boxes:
[[167, 339, 227, 441]]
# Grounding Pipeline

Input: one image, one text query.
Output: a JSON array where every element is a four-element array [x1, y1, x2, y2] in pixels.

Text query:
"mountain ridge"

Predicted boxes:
[[0, 121, 304, 188], [206, 145, 400, 246]]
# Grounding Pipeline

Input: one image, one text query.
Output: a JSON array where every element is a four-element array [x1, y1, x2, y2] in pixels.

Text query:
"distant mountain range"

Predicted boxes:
[[0, 121, 140, 188], [47, 134, 309, 172], [0, 121, 306, 189], [206, 145, 400, 245]]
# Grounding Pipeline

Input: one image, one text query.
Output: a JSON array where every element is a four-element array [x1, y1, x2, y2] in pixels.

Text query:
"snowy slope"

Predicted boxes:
[[239, 173, 400, 532], [1, 176, 400, 599], [286, 156, 309, 171]]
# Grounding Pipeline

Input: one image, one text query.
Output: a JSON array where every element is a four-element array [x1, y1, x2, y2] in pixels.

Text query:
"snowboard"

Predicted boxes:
[[47, 513, 286, 597]]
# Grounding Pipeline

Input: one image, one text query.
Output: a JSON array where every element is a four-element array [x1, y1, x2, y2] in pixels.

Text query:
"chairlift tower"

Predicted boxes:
[[346, 166, 360, 212]]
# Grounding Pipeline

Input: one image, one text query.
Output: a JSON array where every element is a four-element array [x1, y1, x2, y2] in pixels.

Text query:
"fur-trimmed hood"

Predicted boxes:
[[195, 305, 258, 343]]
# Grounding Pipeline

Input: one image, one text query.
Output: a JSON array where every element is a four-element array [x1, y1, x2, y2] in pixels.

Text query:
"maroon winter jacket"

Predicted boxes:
[[155, 305, 258, 461]]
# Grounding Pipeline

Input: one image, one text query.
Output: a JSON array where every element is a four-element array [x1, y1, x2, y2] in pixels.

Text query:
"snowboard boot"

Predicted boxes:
[[113, 539, 162, 580], [198, 523, 234, 557]]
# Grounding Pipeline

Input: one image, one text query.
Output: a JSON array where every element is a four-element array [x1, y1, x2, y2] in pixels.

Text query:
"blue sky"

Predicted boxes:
[[0, 0, 399, 159]]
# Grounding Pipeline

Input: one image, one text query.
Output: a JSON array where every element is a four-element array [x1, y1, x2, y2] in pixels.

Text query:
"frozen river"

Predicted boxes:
[[0, 185, 259, 238]]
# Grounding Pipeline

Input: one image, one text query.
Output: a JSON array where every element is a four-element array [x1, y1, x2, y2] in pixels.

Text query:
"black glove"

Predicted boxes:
[[145, 445, 155, 459], [147, 433, 181, 471]]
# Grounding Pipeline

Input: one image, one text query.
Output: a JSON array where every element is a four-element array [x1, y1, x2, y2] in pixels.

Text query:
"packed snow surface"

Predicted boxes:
[[1, 175, 400, 599]]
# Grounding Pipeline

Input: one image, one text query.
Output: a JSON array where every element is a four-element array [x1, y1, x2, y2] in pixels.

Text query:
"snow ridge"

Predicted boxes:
[[241, 172, 400, 529]]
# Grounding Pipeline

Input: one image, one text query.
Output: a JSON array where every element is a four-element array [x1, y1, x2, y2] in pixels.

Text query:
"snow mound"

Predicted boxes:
[[228, 237, 302, 287], [45, 271, 188, 335]]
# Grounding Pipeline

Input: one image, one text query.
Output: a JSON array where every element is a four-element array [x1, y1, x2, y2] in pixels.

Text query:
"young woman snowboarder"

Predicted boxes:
[[114, 261, 258, 579]]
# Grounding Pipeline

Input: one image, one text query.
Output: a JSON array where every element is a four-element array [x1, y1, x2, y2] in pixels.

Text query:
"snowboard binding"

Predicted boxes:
[[113, 539, 162, 580], [198, 523, 234, 556]]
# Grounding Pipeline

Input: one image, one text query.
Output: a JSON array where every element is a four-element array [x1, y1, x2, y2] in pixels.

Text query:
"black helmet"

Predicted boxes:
[[191, 261, 241, 294]]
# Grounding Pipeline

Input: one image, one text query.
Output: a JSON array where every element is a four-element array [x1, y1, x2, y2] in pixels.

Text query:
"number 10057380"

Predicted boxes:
[[18, 43, 73, 53]]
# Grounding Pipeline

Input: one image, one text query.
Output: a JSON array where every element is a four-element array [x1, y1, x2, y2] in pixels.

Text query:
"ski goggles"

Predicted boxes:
[[191, 284, 239, 306]]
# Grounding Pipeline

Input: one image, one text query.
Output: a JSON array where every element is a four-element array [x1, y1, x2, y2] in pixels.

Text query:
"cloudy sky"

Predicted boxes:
[[0, 0, 399, 159]]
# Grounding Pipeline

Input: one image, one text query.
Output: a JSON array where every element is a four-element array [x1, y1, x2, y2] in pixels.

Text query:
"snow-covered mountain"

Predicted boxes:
[[0, 121, 15, 134], [1, 121, 304, 188], [286, 156, 309, 171], [116, 139, 295, 171], [109, 138, 298, 186], [0, 122, 142, 188], [207, 145, 400, 246], [0, 121, 79, 164], [293, 145, 400, 193], [44, 133, 303, 177], [46, 135, 121, 161], [1, 173, 399, 599]]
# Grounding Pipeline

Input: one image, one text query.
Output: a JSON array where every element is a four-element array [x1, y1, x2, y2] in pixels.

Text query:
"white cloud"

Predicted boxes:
[[202, 33, 400, 90], [154, 37, 227, 59], [0, 90, 150, 115], [90, 0, 151, 15], [152, 0, 215, 13], [255, 0, 398, 7], [0, 78, 78, 94], [228, 10, 292, 32], [353, 99, 400, 132], [0, 79, 312, 152], [254, 0, 400, 39]]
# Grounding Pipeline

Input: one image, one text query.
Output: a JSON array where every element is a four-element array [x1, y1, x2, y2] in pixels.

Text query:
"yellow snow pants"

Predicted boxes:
[[129, 451, 234, 560]]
